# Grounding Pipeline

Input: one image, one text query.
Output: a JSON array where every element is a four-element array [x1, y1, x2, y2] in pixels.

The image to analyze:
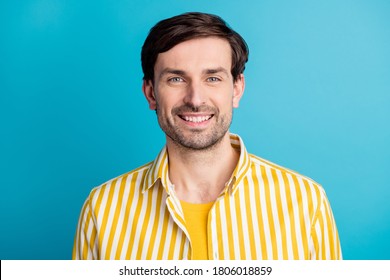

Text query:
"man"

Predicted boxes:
[[73, 12, 342, 260]]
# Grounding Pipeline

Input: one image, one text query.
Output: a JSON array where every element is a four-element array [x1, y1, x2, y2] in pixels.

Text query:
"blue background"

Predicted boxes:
[[1, 0, 389, 260]]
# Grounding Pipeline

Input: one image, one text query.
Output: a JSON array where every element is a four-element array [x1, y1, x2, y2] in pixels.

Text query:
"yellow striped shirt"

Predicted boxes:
[[72, 133, 342, 260]]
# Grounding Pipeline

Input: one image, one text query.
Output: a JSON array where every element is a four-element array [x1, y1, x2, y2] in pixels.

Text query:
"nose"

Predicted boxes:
[[183, 81, 206, 107]]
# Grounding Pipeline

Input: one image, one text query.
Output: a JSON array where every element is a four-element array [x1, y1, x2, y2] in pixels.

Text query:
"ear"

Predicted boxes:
[[232, 74, 245, 108], [142, 80, 157, 110]]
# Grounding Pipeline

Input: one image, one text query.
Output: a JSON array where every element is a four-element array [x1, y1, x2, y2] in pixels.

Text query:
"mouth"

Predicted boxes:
[[178, 114, 213, 124]]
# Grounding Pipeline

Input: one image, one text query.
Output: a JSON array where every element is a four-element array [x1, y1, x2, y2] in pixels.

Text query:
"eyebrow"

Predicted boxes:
[[203, 67, 229, 76], [158, 68, 185, 81], [159, 67, 230, 79]]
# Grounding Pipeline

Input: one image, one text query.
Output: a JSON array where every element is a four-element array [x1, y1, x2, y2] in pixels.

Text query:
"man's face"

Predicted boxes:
[[143, 37, 244, 150]]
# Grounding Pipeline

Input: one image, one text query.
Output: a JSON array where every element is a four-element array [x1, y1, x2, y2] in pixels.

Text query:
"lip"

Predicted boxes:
[[177, 113, 214, 127]]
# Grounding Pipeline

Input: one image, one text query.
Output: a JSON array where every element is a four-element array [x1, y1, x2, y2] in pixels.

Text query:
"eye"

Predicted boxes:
[[206, 77, 221, 82], [168, 77, 184, 83]]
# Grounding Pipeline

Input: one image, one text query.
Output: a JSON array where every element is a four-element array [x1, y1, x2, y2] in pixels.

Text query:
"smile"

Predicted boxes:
[[179, 115, 213, 123]]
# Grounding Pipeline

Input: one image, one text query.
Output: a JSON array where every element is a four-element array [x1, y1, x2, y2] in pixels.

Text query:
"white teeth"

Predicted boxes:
[[183, 115, 211, 123]]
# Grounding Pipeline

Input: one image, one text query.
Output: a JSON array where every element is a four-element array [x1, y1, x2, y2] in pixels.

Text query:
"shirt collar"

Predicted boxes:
[[226, 133, 252, 195], [142, 133, 251, 195]]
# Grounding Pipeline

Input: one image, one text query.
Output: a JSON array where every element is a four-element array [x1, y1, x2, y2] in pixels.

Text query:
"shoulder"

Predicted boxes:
[[248, 153, 326, 198], [87, 161, 153, 201]]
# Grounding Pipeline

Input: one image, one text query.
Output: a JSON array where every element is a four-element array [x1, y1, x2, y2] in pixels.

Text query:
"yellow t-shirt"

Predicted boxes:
[[180, 200, 214, 260]]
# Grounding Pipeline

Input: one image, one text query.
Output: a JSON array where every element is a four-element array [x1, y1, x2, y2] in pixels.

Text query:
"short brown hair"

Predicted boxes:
[[141, 12, 249, 82]]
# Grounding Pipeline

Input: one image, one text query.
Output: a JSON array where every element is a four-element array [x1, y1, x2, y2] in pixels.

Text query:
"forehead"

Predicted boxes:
[[154, 37, 232, 73]]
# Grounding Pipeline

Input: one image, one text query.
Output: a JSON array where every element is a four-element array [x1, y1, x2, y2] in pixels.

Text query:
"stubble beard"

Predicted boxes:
[[156, 104, 232, 151]]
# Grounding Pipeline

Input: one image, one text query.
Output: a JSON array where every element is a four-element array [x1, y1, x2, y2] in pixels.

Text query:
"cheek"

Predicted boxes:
[[156, 87, 182, 106], [215, 91, 235, 109], [155, 97, 176, 117]]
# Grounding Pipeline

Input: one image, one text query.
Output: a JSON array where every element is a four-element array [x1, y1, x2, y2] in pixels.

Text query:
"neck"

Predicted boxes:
[[166, 132, 239, 203]]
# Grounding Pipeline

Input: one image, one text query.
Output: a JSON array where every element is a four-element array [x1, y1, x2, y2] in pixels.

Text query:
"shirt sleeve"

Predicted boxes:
[[72, 194, 98, 260], [309, 189, 342, 259]]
